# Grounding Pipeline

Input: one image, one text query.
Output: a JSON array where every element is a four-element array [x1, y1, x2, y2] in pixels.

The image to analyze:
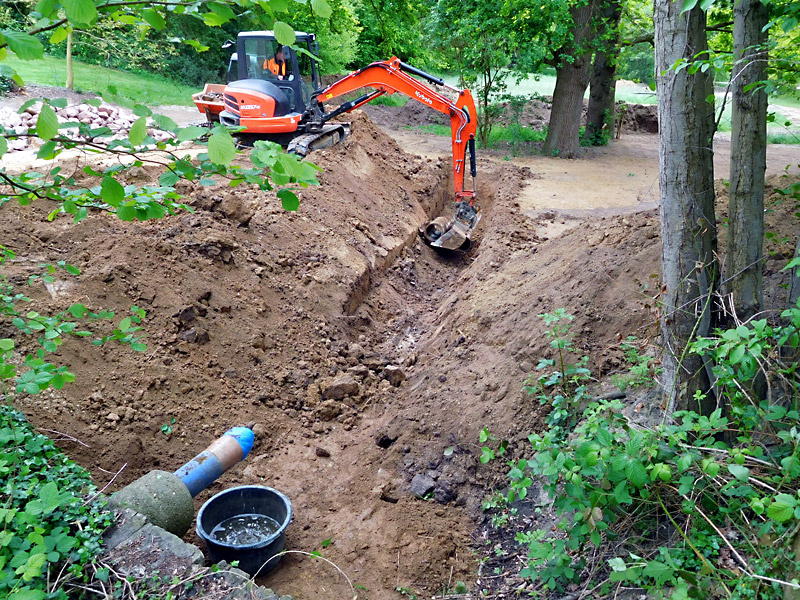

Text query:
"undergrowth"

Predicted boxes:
[[483, 308, 800, 599], [0, 244, 148, 598], [0, 405, 114, 598]]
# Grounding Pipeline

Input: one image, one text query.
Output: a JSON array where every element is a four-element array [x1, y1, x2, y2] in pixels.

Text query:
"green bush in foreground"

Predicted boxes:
[[484, 308, 800, 599], [0, 405, 113, 599]]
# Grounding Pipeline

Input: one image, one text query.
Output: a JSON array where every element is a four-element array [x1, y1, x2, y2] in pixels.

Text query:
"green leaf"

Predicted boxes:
[[650, 463, 672, 482], [273, 21, 296, 46], [177, 126, 207, 142], [783, 16, 798, 33], [159, 171, 180, 186], [208, 131, 236, 165], [0, 339, 13, 351], [643, 560, 673, 586], [676, 453, 693, 472], [12, 588, 46, 600], [0, 136, 6, 159], [3, 31, 44, 60], [203, 11, 231, 26], [16, 552, 47, 581], [130, 342, 147, 351], [608, 557, 627, 572], [699, 0, 715, 10], [62, 0, 97, 24], [311, 0, 332, 18], [129, 116, 147, 146], [39, 481, 61, 513], [49, 27, 68, 44], [278, 189, 300, 211], [119, 317, 132, 331], [152, 113, 178, 131], [208, 1, 236, 19], [100, 176, 125, 207], [768, 494, 797, 522], [36, 104, 58, 141], [729, 344, 746, 365], [727, 464, 750, 482], [680, 0, 699, 12], [142, 8, 166, 30], [36, 0, 57, 16], [613, 480, 633, 504], [68, 303, 87, 318], [625, 460, 647, 488]]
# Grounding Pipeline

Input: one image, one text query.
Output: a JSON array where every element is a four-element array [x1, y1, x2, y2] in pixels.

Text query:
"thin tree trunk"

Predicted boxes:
[[655, 0, 718, 415], [584, 0, 623, 143], [726, 0, 768, 322], [544, 0, 597, 158], [788, 231, 800, 312], [66, 30, 74, 90]]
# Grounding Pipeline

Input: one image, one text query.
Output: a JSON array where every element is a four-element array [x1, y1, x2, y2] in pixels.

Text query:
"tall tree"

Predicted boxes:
[[726, 0, 768, 322], [583, 0, 623, 144], [428, 0, 511, 146], [544, 0, 599, 158], [654, 0, 718, 414]]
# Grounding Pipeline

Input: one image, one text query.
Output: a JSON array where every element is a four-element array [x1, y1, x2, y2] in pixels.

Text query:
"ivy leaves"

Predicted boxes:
[[0, 407, 113, 598]]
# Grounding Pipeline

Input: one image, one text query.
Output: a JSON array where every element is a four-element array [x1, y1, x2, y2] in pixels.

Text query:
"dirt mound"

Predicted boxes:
[[0, 109, 510, 598], [620, 102, 659, 134], [363, 101, 450, 129], [9, 91, 792, 599]]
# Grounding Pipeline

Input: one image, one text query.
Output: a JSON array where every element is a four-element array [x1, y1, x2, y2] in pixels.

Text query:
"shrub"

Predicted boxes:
[[0, 405, 113, 598]]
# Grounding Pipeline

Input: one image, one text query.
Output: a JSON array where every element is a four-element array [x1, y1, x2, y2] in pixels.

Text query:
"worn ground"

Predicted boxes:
[[2, 88, 800, 599]]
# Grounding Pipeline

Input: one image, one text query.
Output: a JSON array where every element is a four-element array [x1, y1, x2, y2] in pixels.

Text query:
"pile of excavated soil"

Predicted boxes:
[[0, 109, 539, 598], [4, 88, 798, 598]]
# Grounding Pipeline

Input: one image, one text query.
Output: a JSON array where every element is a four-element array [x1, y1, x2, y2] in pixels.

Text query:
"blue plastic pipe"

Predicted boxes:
[[174, 427, 255, 497]]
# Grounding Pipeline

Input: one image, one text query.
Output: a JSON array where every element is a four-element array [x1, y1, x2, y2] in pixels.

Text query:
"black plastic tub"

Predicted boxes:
[[196, 485, 292, 576]]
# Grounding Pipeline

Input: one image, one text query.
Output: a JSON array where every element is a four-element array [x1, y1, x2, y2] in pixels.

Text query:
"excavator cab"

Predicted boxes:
[[234, 31, 321, 114]]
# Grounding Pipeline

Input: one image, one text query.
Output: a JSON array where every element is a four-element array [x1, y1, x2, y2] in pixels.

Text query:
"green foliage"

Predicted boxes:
[[284, 0, 360, 73], [0, 405, 114, 598], [489, 308, 800, 597], [611, 336, 660, 391], [2, 53, 197, 105], [617, 42, 655, 86], [427, 0, 511, 146], [1, 100, 320, 220], [523, 310, 591, 438], [353, 0, 429, 65]]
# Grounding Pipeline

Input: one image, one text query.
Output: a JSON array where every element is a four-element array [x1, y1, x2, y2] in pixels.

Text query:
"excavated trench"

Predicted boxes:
[[0, 109, 521, 599]]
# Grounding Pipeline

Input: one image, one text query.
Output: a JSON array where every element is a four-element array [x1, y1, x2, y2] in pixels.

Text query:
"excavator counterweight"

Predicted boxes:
[[192, 32, 480, 250]]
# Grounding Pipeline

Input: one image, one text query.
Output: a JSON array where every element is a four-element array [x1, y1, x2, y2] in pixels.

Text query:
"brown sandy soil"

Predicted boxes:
[[3, 95, 800, 600]]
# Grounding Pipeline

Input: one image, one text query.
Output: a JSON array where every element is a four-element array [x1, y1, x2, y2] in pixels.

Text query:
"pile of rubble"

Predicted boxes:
[[0, 101, 172, 152]]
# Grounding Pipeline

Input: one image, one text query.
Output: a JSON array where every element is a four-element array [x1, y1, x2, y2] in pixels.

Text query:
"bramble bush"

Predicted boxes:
[[483, 308, 800, 598]]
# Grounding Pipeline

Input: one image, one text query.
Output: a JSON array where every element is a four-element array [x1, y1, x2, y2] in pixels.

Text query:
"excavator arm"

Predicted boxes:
[[305, 57, 480, 250]]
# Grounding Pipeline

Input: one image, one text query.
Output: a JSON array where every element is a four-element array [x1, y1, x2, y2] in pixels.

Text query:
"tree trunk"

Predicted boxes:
[[66, 30, 74, 90], [544, 0, 597, 159], [584, 0, 623, 144], [726, 0, 768, 322], [654, 0, 718, 415]]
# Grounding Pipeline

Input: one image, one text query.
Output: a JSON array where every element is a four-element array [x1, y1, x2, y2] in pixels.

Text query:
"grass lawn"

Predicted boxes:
[[4, 53, 197, 106]]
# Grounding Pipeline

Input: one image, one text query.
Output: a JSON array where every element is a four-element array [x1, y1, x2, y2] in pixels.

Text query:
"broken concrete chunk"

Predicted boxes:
[[383, 365, 406, 386], [410, 473, 435, 498], [322, 374, 360, 400]]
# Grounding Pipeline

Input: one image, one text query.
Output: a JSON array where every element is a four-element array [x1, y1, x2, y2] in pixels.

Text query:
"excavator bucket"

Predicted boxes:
[[421, 201, 480, 252]]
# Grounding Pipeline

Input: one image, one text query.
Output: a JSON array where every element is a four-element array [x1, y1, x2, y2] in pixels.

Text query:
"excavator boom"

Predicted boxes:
[[305, 57, 480, 250]]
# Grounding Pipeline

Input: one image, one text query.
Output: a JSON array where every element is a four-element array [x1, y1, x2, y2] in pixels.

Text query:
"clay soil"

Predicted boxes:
[[3, 97, 800, 600]]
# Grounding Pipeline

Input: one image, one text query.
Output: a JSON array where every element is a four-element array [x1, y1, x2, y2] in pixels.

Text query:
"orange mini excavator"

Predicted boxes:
[[192, 31, 479, 251]]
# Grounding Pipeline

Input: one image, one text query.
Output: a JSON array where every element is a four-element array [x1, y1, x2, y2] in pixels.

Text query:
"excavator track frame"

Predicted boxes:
[[287, 123, 350, 156]]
